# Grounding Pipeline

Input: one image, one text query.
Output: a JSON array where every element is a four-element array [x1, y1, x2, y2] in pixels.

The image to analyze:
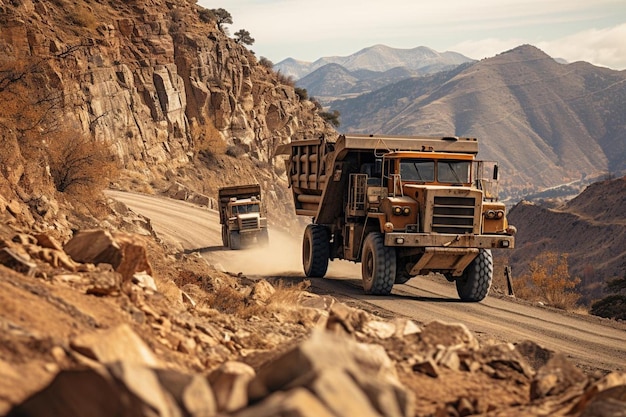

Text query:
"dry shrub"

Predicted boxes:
[[47, 130, 120, 208], [68, 3, 97, 29], [265, 280, 310, 309], [204, 285, 262, 317], [225, 145, 245, 158], [191, 119, 227, 156], [258, 56, 274, 70], [513, 252, 581, 310], [196, 276, 311, 319], [275, 71, 294, 86]]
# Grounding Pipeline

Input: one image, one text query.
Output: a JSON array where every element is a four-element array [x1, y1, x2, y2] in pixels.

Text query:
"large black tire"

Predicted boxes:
[[456, 249, 493, 302], [229, 231, 241, 250], [221, 225, 229, 247], [361, 233, 396, 295], [302, 224, 330, 277]]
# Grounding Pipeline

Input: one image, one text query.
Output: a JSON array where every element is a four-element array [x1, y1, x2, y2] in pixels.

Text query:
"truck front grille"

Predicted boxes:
[[432, 196, 476, 234], [240, 217, 260, 230]]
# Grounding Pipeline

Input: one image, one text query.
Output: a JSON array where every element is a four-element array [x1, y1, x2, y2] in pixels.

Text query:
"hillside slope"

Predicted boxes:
[[507, 176, 626, 294], [0, 0, 333, 236], [330, 45, 626, 201]]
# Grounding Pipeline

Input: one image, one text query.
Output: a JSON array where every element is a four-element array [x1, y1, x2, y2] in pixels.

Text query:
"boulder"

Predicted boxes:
[[64, 230, 152, 281], [70, 324, 160, 367]]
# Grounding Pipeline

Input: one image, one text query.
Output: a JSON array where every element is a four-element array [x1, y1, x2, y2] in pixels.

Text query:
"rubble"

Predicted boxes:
[[1, 228, 626, 417]]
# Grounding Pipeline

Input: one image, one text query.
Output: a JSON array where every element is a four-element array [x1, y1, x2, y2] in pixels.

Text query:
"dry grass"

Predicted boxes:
[[174, 263, 312, 321], [191, 119, 227, 156], [266, 280, 311, 309], [116, 169, 156, 194]]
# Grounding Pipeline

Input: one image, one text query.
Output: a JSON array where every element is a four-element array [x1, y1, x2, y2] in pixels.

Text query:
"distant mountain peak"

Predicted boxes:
[[496, 44, 555, 62], [274, 44, 474, 80]]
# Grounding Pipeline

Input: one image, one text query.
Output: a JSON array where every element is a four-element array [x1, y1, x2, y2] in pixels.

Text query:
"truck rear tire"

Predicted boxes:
[[229, 231, 241, 250], [362, 232, 396, 295], [456, 249, 493, 302], [302, 224, 330, 277]]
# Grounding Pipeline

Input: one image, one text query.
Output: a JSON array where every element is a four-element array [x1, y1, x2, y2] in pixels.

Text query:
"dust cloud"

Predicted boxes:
[[204, 226, 361, 280]]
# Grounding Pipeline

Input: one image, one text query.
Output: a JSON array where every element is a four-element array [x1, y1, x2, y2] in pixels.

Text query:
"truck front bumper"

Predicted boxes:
[[383, 232, 514, 249]]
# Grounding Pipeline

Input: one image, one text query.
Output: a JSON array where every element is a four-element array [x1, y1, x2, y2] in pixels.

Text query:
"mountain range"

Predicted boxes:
[[304, 45, 626, 202], [274, 44, 473, 81]]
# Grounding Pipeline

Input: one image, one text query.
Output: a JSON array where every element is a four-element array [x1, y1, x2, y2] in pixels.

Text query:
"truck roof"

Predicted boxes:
[[336, 134, 478, 156], [276, 134, 479, 159]]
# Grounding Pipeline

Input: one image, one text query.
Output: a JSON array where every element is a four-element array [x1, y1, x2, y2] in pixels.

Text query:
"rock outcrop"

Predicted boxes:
[[0, 0, 330, 172], [0, 0, 334, 238]]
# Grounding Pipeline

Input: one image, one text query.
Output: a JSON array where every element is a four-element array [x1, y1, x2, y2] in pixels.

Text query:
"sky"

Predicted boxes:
[[198, 0, 626, 70]]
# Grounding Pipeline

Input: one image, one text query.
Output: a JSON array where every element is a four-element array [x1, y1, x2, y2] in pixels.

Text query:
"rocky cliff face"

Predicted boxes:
[[0, 0, 330, 179]]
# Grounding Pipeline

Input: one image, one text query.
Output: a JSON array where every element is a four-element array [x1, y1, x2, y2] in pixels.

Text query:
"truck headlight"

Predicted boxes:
[[485, 210, 496, 219], [402, 207, 411, 216], [392, 206, 402, 215]]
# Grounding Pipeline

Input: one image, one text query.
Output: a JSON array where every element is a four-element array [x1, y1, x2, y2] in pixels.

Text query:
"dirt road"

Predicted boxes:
[[108, 190, 626, 374]]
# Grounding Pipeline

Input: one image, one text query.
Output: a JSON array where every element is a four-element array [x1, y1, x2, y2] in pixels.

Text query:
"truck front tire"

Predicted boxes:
[[221, 225, 229, 247], [456, 249, 493, 302], [362, 232, 396, 295], [302, 224, 330, 277], [229, 231, 241, 250], [395, 258, 413, 284]]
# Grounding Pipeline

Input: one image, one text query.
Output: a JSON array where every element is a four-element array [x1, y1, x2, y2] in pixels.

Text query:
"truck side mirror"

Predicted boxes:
[[493, 165, 499, 180]]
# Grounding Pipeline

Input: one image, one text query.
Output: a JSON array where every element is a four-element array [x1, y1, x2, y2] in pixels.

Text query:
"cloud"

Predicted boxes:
[[538, 23, 626, 70], [200, 0, 626, 69], [447, 23, 626, 70]]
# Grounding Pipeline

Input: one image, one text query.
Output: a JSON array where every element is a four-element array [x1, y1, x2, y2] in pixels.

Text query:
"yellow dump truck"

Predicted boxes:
[[277, 133, 516, 301], [218, 184, 269, 250]]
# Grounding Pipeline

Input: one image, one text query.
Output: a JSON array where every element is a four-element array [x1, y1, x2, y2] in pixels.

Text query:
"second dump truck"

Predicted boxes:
[[218, 184, 269, 250], [278, 133, 516, 302]]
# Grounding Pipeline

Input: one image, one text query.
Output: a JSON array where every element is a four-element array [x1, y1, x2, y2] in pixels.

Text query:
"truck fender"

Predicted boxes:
[[356, 214, 385, 262]]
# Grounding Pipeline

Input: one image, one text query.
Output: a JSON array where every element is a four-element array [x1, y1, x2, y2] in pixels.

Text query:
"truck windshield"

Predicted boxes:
[[438, 161, 471, 184], [232, 204, 260, 214], [399, 159, 471, 184], [400, 160, 435, 182]]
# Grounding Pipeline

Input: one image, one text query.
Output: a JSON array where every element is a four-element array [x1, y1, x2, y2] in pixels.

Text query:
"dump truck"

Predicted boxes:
[[218, 184, 269, 250], [277, 133, 516, 302]]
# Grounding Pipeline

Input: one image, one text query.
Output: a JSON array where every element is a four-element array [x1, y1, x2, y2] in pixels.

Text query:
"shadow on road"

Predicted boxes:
[[387, 292, 465, 303], [183, 245, 226, 254], [283, 275, 466, 304]]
